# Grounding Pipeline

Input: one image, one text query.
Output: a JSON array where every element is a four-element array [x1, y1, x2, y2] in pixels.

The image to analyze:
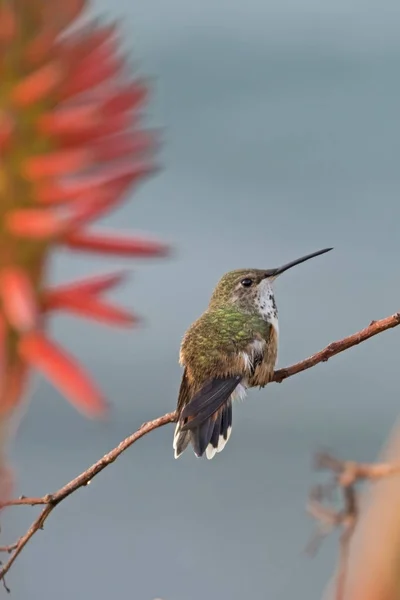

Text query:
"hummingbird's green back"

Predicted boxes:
[[180, 306, 271, 383]]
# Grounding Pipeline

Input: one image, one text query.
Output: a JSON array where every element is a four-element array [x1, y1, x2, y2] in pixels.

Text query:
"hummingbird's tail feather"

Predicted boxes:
[[175, 399, 233, 459], [174, 375, 242, 459], [204, 398, 232, 459], [173, 422, 191, 459]]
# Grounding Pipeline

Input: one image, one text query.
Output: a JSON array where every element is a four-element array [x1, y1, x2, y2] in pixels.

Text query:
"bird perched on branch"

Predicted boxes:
[[173, 247, 332, 460]]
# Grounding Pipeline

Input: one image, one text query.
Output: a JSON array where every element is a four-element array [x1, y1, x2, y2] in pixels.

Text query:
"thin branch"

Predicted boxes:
[[273, 311, 400, 383], [315, 452, 400, 486], [1, 310, 400, 587], [1, 505, 53, 584], [2, 497, 49, 507], [0, 543, 17, 553], [307, 452, 400, 600], [0, 411, 176, 583]]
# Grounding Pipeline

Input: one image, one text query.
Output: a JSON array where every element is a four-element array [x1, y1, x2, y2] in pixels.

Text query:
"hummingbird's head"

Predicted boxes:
[[208, 248, 333, 317]]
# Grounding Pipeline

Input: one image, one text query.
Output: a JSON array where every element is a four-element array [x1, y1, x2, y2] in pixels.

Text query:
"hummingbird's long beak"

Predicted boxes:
[[265, 247, 333, 278]]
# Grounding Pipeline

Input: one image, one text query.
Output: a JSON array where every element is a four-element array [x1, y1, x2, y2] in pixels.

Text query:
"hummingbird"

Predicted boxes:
[[173, 247, 332, 460]]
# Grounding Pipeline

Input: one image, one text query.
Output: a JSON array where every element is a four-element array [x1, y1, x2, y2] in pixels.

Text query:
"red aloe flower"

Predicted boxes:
[[0, 0, 168, 501]]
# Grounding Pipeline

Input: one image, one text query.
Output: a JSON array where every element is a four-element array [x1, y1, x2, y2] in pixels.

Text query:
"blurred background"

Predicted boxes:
[[4, 0, 400, 598]]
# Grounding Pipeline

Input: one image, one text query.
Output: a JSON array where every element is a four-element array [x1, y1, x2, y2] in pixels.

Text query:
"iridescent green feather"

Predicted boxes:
[[181, 307, 270, 379]]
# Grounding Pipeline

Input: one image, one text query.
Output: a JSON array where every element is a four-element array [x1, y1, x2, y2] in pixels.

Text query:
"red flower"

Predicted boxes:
[[0, 0, 168, 422]]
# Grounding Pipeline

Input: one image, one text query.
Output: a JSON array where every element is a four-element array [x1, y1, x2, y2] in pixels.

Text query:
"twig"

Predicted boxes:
[[314, 452, 400, 486], [0, 543, 17, 553], [1, 310, 400, 586], [307, 452, 400, 600], [273, 312, 400, 382], [0, 411, 177, 584], [1, 574, 10, 593]]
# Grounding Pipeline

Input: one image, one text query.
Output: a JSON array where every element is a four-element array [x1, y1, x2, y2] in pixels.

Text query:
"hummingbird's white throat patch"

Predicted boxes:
[[256, 279, 279, 337]]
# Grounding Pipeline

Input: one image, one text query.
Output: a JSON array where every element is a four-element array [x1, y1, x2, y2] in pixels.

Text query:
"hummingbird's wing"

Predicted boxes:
[[173, 369, 192, 458], [180, 374, 242, 430], [176, 368, 191, 413]]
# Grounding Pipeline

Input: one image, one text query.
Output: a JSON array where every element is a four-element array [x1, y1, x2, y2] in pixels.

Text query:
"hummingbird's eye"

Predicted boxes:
[[240, 278, 253, 288]]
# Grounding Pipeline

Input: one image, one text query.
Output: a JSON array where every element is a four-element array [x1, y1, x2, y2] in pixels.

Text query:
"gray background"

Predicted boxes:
[[4, 0, 400, 598]]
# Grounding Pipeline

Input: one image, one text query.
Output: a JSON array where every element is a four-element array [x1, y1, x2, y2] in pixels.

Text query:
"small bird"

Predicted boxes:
[[173, 247, 332, 460]]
